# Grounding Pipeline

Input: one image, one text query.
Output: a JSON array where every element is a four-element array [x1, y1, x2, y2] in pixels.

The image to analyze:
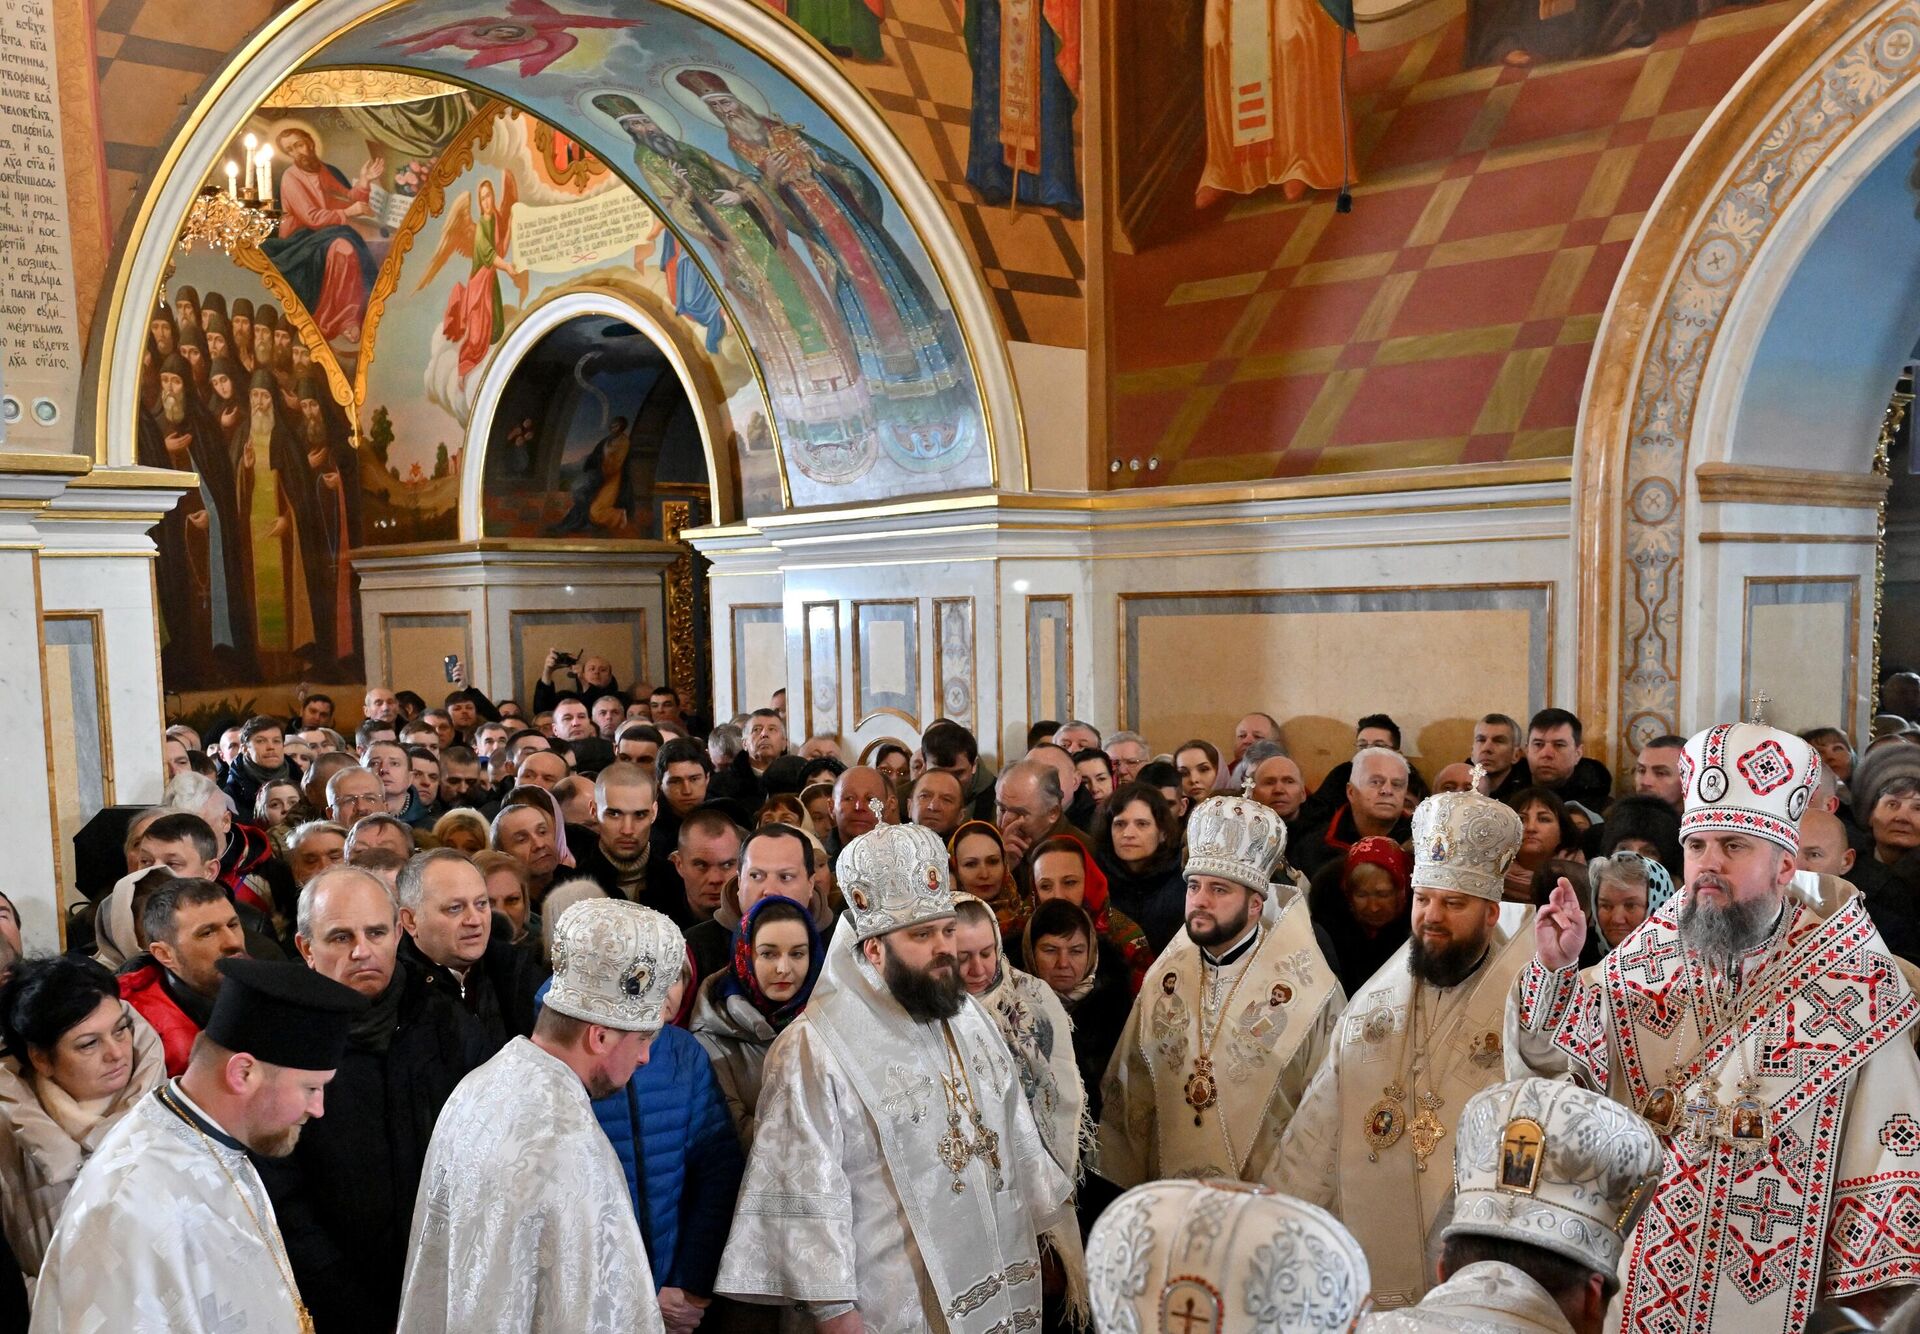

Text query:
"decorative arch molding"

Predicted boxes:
[[1574, 0, 1920, 764], [79, 0, 1029, 496], [460, 289, 730, 539]]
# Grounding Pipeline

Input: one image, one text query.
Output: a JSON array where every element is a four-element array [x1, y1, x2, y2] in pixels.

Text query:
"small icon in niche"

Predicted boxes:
[[32, 399, 58, 425]]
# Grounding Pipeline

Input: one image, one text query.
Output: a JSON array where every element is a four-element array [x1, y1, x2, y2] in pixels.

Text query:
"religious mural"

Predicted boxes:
[[479, 314, 711, 538], [354, 103, 767, 540], [308, 0, 995, 504], [1106, 0, 1814, 485], [144, 248, 364, 692]]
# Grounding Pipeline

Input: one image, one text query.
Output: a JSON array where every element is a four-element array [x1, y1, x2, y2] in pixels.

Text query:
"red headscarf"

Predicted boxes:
[[1343, 836, 1411, 892]]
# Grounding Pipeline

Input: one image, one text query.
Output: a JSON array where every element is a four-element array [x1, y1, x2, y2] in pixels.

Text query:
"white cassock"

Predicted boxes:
[[716, 917, 1072, 1333], [1359, 1261, 1577, 1333], [31, 1082, 304, 1333], [396, 1037, 663, 1334]]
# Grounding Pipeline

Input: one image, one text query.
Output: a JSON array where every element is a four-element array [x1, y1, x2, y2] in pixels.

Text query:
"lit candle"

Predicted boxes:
[[257, 147, 273, 203], [225, 160, 238, 197], [244, 131, 258, 154]]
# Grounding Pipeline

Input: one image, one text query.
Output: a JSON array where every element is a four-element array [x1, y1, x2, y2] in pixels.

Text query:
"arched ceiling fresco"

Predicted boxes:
[[301, 0, 992, 506]]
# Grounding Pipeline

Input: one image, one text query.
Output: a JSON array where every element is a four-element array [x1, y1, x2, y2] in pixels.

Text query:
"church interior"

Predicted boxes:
[[10, 0, 1920, 1326]]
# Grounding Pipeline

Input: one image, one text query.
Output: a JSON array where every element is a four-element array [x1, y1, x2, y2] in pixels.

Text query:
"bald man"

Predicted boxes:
[[1433, 762, 1475, 794], [1026, 742, 1093, 832], [1797, 809, 1856, 879], [1801, 807, 1920, 965]]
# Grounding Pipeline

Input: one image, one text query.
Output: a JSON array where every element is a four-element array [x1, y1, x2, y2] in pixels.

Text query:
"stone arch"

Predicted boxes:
[[80, 0, 1030, 510], [1574, 0, 1920, 762]]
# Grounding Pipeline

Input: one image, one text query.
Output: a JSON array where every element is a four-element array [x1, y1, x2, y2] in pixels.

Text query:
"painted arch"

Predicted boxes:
[[84, 0, 1030, 515]]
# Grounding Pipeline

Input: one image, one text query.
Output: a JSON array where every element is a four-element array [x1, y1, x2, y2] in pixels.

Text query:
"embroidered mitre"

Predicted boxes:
[[1409, 778, 1523, 901], [1445, 1077, 1664, 1276], [545, 898, 684, 1032], [836, 810, 957, 939], [1184, 793, 1287, 893]]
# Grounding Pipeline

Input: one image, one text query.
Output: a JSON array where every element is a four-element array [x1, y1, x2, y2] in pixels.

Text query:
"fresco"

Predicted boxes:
[[479, 313, 712, 537], [200, 83, 478, 379], [354, 103, 768, 540], [1105, 0, 1812, 484], [144, 248, 363, 691], [308, 0, 994, 504]]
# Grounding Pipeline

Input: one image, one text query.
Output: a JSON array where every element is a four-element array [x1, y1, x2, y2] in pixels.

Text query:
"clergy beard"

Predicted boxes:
[[160, 386, 188, 426], [251, 406, 276, 445], [881, 941, 964, 1023], [1187, 897, 1253, 951], [247, 1122, 303, 1158], [1679, 877, 1779, 968], [1408, 924, 1492, 989]]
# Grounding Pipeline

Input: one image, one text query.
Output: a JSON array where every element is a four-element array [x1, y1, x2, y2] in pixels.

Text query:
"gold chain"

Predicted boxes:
[[157, 1084, 314, 1334]]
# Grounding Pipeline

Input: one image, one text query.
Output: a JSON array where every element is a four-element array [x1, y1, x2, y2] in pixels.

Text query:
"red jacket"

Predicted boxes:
[[119, 961, 201, 1076]]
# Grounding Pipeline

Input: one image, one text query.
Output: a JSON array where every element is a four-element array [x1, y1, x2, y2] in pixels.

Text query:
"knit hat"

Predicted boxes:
[[1443, 1077, 1664, 1278], [1679, 723, 1820, 854], [1851, 739, 1920, 822], [1087, 1179, 1371, 1333]]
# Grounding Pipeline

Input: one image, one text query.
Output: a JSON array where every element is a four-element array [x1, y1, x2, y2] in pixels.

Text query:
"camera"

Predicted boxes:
[[551, 649, 579, 669]]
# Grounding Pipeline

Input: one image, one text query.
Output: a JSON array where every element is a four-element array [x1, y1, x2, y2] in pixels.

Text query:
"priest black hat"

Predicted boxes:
[[205, 958, 367, 1071]]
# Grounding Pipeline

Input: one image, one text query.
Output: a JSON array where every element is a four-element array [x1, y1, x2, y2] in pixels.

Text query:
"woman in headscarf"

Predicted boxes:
[[1021, 898, 1131, 1122], [949, 819, 1025, 936], [1583, 851, 1674, 958], [690, 894, 824, 1147], [1012, 834, 1155, 993], [1309, 835, 1412, 997], [954, 893, 1089, 1326]]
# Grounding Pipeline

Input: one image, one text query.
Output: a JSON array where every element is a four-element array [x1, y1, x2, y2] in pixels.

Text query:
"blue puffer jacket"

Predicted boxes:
[[532, 982, 744, 1295], [592, 1024, 744, 1294]]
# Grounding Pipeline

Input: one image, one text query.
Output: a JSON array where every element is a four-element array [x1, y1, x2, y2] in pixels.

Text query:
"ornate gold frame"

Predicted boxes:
[[223, 242, 358, 418], [932, 596, 975, 729]]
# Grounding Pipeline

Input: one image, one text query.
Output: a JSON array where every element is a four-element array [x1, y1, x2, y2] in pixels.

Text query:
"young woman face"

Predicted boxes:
[[261, 783, 300, 827], [1109, 800, 1162, 866], [1175, 748, 1217, 802], [1032, 930, 1093, 995], [1031, 849, 1086, 907], [954, 918, 1000, 995], [753, 918, 812, 1003], [953, 832, 1006, 897]]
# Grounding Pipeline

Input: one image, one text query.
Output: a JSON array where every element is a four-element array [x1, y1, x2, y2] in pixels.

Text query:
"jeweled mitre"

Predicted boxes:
[[836, 813, 957, 940], [1183, 793, 1287, 893], [1409, 781, 1522, 901]]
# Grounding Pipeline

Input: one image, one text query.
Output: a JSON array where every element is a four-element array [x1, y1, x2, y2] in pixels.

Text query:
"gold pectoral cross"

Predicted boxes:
[[1409, 1091, 1446, 1172]]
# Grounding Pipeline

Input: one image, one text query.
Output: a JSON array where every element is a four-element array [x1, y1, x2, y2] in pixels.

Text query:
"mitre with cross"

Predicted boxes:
[[834, 803, 958, 940]]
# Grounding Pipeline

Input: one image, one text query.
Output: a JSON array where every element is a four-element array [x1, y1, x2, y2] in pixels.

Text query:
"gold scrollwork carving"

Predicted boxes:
[[662, 499, 700, 717]]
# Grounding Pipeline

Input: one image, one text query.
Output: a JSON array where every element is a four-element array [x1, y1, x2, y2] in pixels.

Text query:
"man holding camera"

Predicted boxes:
[[533, 647, 622, 715]]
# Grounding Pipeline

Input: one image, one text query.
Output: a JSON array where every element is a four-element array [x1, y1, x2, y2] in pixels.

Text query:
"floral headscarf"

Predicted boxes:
[[717, 893, 824, 1031], [1025, 833, 1152, 994]]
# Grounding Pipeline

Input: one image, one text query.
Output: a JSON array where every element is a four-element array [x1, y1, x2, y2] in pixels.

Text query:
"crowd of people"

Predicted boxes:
[[7, 649, 1920, 1331]]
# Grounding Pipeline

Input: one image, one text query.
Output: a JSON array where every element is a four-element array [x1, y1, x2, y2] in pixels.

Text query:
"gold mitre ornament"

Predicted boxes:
[[1409, 766, 1523, 901], [1444, 1076, 1664, 1276], [1183, 785, 1288, 893], [835, 803, 958, 940]]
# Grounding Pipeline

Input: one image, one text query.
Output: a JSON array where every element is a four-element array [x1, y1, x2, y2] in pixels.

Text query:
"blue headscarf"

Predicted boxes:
[[716, 893, 825, 1030]]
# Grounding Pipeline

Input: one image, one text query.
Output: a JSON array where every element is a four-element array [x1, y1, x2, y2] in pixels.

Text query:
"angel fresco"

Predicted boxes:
[[417, 175, 531, 381], [383, 0, 643, 78]]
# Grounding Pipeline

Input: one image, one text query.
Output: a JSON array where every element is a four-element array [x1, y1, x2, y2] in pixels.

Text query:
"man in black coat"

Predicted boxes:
[[394, 849, 544, 1050], [258, 866, 492, 1331]]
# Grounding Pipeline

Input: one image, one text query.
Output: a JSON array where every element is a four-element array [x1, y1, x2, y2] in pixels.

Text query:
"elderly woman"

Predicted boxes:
[[0, 955, 165, 1283], [1585, 851, 1675, 957], [1309, 836, 1411, 996]]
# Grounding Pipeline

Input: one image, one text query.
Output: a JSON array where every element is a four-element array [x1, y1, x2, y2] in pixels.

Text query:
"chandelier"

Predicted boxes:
[[177, 137, 281, 256]]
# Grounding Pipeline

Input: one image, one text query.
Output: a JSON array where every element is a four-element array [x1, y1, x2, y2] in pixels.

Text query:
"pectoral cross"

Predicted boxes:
[[1409, 1091, 1446, 1172], [1684, 1087, 1722, 1145]]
